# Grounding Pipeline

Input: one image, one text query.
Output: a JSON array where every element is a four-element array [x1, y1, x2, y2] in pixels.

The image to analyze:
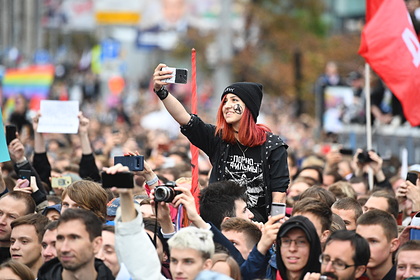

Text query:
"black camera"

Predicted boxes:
[[357, 150, 373, 164], [154, 181, 181, 202]]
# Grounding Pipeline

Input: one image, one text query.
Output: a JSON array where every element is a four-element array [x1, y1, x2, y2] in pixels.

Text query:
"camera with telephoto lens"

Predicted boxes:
[[154, 181, 181, 203], [357, 150, 373, 164]]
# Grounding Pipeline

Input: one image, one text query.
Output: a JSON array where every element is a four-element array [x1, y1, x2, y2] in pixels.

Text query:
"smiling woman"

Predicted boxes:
[[152, 63, 290, 222]]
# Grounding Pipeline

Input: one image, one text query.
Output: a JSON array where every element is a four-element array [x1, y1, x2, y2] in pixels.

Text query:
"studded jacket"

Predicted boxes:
[[181, 114, 289, 213]]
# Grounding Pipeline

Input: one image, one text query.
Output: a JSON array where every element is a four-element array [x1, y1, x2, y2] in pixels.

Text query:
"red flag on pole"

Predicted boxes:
[[190, 48, 200, 214], [359, 0, 420, 126]]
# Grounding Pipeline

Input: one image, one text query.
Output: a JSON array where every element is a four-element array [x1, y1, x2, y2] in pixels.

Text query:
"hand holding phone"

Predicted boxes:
[[271, 202, 286, 217], [162, 67, 188, 84], [6, 125, 17, 145], [114, 155, 144, 171], [101, 171, 134, 189], [407, 172, 418, 185]]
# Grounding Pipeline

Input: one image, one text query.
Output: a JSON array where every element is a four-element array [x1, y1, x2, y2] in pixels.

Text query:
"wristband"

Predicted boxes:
[[16, 157, 28, 168], [154, 86, 169, 100], [146, 176, 159, 186]]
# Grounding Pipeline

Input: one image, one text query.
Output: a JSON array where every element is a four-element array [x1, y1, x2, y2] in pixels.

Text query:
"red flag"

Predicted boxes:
[[359, 0, 420, 126], [366, 0, 385, 22]]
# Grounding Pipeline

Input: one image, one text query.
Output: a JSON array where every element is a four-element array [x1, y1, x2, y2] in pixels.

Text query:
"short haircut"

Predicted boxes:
[[199, 181, 248, 229], [1, 191, 36, 215], [349, 176, 369, 193], [45, 220, 59, 231], [296, 165, 324, 185], [61, 180, 108, 222], [332, 197, 363, 220], [168, 227, 214, 260], [395, 240, 420, 262], [58, 208, 102, 241], [221, 217, 262, 250], [102, 224, 115, 234], [11, 213, 49, 243], [328, 181, 357, 200], [369, 190, 399, 220], [357, 209, 398, 241], [299, 186, 336, 208], [292, 197, 332, 232], [46, 194, 62, 205], [0, 259, 34, 280], [330, 213, 346, 233], [325, 230, 370, 267]]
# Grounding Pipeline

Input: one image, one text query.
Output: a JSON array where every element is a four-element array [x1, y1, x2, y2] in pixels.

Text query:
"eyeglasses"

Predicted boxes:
[[319, 254, 357, 270], [280, 238, 308, 248]]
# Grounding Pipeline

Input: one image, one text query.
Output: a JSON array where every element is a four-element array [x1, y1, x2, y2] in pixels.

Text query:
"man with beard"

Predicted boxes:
[[0, 191, 36, 263], [37, 208, 114, 280], [304, 230, 370, 280]]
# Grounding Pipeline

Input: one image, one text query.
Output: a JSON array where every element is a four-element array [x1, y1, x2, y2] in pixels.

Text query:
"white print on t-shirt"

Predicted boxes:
[[225, 154, 264, 208]]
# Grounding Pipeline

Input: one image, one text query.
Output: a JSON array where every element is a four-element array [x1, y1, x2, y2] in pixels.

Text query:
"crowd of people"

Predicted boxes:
[[0, 62, 420, 280]]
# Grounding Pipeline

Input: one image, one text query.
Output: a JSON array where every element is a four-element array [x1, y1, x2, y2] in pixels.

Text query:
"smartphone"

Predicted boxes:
[[162, 67, 188, 84], [271, 202, 286, 217], [407, 172, 418, 185], [114, 156, 144, 171], [339, 148, 353, 156], [101, 171, 134, 189], [6, 125, 17, 145], [18, 169, 32, 180], [51, 176, 72, 189]]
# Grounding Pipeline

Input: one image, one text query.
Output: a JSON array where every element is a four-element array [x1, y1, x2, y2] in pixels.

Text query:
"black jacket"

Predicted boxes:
[[37, 257, 115, 280], [181, 114, 289, 217]]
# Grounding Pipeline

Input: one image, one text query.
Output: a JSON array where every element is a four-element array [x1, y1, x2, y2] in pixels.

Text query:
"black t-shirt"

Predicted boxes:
[[225, 143, 264, 210], [0, 246, 10, 264]]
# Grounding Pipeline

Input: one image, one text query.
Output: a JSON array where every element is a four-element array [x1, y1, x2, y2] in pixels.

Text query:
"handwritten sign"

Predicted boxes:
[[37, 100, 79, 134]]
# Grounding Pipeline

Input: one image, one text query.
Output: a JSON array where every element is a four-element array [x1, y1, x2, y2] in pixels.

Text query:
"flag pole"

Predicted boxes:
[[365, 63, 374, 190]]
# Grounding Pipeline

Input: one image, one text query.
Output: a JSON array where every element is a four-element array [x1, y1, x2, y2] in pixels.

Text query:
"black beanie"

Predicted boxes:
[[221, 82, 263, 121]]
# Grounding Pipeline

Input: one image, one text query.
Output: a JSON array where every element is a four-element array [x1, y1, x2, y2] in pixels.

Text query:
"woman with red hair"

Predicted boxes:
[[152, 63, 289, 222]]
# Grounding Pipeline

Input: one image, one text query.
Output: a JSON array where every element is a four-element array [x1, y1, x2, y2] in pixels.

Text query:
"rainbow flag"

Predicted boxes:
[[2, 65, 55, 99]]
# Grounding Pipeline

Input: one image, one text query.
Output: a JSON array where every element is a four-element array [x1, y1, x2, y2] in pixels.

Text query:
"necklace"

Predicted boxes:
[[236, 140, 249, 157]]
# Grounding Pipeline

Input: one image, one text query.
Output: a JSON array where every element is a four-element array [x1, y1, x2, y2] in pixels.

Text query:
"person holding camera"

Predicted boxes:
[[152, 63, 290, 222], [352, 148, 392, 190]]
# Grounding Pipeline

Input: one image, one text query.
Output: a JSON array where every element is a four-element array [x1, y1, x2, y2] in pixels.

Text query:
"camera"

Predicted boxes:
[[357, 150, 373, 164], [154, 181, 181, 202], [51, 176, 72, 189]]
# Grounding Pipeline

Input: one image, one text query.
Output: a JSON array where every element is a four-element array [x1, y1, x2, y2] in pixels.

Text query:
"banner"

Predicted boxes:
[[359, 0, 420, 126]]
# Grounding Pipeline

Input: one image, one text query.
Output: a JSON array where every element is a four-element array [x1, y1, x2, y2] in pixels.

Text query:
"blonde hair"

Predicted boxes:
[[168, 227, 214, 260]]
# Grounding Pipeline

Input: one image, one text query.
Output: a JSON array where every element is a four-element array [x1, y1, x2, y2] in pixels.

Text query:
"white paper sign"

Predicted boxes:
[[37, 100, 79, 134]]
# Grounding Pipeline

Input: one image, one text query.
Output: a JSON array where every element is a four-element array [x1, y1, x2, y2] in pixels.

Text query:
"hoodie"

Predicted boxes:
[[275, 215, 322, 280]]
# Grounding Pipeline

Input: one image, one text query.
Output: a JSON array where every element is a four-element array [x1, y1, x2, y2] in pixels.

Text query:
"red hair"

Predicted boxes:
[[215, 96, 271, 147]]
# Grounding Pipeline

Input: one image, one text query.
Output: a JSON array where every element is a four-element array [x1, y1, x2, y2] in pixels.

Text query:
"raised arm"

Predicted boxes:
[[152, 63, 191, 126]]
